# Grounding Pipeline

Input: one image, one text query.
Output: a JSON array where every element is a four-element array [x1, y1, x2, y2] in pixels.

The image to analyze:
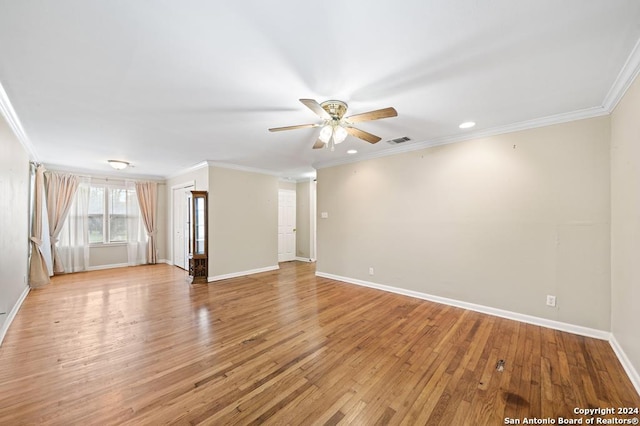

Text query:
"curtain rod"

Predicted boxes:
[[43, 167, 165, 184]]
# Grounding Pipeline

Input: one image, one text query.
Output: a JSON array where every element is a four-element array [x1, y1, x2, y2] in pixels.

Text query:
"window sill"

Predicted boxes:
[[90, 242, 128, 248]]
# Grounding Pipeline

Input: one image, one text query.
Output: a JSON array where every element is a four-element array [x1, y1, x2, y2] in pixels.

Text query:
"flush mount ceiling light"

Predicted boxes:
[[459, 121, 476, 129], [347, 149, 358, 155], [108, 160, 130, 170]]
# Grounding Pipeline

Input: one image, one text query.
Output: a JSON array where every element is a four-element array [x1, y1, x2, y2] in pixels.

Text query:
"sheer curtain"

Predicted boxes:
[[57, 177, 91, 273], [126, 181, 146, 266]]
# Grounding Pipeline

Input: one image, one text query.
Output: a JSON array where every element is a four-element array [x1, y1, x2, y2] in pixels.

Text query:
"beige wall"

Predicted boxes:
[[278, 180, 296, 191], [611, 73, 640, 376], [208, 166, 278, 277], [165, 164, 209, 192], [89, 244, 128, 268], [164, 164, 209, 266], [0, 113, 30, 331], [296, 180, 312, 259], [317, 116, 611, 330]]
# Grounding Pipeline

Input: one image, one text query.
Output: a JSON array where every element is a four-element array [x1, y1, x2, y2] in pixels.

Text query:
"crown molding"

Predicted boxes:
[[278, 173, 316, 184], [205, 160, 282, 177], [4, 33, 639, 178], [278, 177, 297, 183], [603, 36, 640, 112], [314, 106, 609, 170], [0, 80, 39, 161], [295, 176, 316, 183], [165, 161, 210, 179], [316, 34, 640, 172], [44, 163, 165, 182], [166, 160, 284, 179]]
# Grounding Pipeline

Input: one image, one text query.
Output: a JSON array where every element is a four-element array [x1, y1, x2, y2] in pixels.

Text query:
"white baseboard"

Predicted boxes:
[[316, 272, 640, 395], [295, 257, 315, 263], [609, 335, 640, 396], [87, 263, 129, 271], [208, 265, 280, 282], [0, 286, 30, 346], [160, 259, 173, 266], [315, 272, 611, 341]]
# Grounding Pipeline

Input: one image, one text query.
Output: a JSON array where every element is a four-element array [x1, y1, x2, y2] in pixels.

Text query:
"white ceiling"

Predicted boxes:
[[1, 1, 639, 180]]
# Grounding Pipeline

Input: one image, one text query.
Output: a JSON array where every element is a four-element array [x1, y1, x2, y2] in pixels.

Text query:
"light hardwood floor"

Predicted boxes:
[[0, 262, 638, 425]]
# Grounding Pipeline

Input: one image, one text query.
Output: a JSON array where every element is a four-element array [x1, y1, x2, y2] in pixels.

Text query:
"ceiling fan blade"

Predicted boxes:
[[345, 107, 397, 123], [268, 123, 319, 132], [312, 139, 325, 149], [300, 99, 331, 120], [345, 126, 382, 144]]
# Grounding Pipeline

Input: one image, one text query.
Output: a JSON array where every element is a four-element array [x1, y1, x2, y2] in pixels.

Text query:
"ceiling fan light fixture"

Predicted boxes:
[[333, 125, 348, 144], [319, 125, 333, 143], [270, 98, 397, 149], [108, 160, 130, 170]]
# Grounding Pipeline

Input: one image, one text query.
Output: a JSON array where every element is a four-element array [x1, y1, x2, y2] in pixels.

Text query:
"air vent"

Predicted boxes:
[[387, 136, 411, 145]]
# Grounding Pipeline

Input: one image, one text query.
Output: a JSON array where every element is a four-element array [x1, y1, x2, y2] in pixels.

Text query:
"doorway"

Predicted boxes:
[[278, 189, 296, 262], [172, 183, 193, 270]]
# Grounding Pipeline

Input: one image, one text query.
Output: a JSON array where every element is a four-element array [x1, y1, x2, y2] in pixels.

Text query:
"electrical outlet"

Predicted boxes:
[[546, 295, 556, 307], [369, 267, 374, 276]]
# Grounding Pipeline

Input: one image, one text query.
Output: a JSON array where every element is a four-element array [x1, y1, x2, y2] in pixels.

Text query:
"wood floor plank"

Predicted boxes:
[[0, 262, 638, 425]]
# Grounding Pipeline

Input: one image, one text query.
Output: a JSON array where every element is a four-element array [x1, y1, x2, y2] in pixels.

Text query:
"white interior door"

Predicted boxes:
[[278, 189, 296, 262], [173, 186, 192, 270], [311, 179, 317, 261]]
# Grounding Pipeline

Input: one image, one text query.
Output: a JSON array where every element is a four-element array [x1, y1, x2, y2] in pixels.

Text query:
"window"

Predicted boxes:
[[88, 187, 104, 243], [88, 185, 136, 244]]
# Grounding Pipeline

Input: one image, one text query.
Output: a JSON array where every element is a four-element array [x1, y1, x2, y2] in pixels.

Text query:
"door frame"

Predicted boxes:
[[310, 179, 317, 261], [170, 181, 194, 269], [278, 189, 297, 263]]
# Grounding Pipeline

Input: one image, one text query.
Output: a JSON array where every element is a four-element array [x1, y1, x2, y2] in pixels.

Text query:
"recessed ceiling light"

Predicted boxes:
[[459, 121, 476, 129], [347, 149, 358, 155]]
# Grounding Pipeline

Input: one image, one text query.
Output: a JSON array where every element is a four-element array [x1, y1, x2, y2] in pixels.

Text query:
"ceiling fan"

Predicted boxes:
[[269, 99, 398, 151]]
